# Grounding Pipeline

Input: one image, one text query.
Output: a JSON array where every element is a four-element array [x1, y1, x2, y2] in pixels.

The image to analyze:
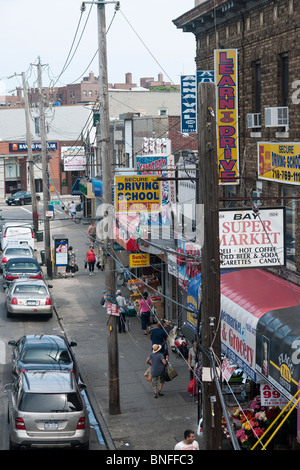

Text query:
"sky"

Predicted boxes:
[[0, 0, 196, 94]]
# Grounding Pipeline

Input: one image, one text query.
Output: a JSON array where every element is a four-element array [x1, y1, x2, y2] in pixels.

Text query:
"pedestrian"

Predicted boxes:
[[97, 245, 104, 270], [85, 245, 96, 275], [87, 221, 96, 245], [174, 430, 199, 450], [65, 246, 77, 277], [139, 291, 152, 335], [68, 200, 76, 221], [188, 340, 199, 382], [116, 289, 127, 333], [146, 344, 167, 398], [149, 321, 168, 358]]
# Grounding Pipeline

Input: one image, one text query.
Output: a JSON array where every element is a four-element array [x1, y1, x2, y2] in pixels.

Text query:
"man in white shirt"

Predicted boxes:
[[68, 201, 76, 221], [174, 430, 199, 450], [116, 290, 127, 333]]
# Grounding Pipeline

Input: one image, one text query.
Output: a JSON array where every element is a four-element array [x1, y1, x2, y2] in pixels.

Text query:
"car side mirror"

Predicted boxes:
[[48, 284, 53, 289], [8, 340, 16, 346], [69, 341, 77, 347], [78, 382, 86, 391]]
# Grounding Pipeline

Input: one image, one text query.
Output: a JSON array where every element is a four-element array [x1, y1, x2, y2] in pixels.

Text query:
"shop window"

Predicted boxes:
[[283, 186, 296, 266], [5, 158, 20, 179]]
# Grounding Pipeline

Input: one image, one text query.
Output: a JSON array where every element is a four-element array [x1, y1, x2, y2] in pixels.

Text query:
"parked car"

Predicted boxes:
[[5, 279, 53, 318], [8, 334, 79, 381], [0, 222, 35, 251], [6, 191, 40, 206], [6, 370, 90, 450], [3, 257, 42, 289], [1, 243, 35, 272]]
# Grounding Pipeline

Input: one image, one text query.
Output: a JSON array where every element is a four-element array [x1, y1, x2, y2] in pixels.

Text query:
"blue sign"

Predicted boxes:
[[196, 70, 214, 84], [92, 178, 103, 197], [9, 142, 58, 152], [180, 75, 197, 134]]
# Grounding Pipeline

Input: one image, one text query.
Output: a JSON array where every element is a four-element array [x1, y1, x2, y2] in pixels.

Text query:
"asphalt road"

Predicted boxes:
[[0, 201, 106, 450]]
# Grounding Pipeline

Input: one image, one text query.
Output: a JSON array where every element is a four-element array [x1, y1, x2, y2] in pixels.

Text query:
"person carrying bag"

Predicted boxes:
[[163, 361, 178, 382]]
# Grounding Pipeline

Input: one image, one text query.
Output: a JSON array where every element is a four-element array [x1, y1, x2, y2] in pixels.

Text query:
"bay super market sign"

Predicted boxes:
[[219, 208, 285, 268]]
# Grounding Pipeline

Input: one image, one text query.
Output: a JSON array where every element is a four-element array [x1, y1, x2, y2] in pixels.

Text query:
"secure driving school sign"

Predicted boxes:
[[115, 175, 161, 213], [215, 49, 239, 185], [258, 142, 300, 185]]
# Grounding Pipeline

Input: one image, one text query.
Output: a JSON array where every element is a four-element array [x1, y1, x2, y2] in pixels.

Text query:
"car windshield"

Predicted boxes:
[[7, 262, 38, 272], [5, 248, 30, 256], [14, 285, 47, 294], [22, 347, 71, 364], [19, 392, 82, 412], [12, 192, 24, 197]]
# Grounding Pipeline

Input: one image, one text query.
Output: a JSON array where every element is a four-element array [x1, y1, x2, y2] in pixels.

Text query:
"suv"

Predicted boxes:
[[7, 371, 90, 450]]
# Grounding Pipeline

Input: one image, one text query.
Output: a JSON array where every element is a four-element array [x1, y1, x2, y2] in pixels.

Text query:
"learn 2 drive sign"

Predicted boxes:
[[215, 49, 239, 185]]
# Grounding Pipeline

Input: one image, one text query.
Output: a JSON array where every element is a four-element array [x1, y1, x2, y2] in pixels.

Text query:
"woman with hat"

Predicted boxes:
[[146, 344, 167, 398]]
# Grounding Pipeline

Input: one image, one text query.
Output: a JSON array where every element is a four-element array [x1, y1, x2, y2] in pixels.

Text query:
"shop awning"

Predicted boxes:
[[221, 269, 300, 392]]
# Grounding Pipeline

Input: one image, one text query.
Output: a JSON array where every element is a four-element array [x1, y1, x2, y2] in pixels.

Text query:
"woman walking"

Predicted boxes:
[[85, 246, 96, 275], [139, 291, 152, 335], [65, 246, 77, 277]]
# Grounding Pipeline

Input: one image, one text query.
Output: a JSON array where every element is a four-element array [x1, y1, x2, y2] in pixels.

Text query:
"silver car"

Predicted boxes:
[[1, 243, 35, 272], [7, 370, 90, 450], [5, 279, 53, 318]]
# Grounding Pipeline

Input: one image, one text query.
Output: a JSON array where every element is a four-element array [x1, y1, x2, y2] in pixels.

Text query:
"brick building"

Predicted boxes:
[[174, 0, 300, 278]]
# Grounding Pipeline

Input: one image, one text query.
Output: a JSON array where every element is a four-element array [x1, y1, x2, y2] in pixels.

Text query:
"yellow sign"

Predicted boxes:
[[115, 175, 161, 213], [258, 142, 300, 184], [215, 49, 239, 185], [130, 253, 150, 268]]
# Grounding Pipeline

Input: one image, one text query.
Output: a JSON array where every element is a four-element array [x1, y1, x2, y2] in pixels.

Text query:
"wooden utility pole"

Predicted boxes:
[[37, 58, 52, 278], [97, 0, 120, 415], [198, 82, 222, 450], [22, 72, 39, 233]]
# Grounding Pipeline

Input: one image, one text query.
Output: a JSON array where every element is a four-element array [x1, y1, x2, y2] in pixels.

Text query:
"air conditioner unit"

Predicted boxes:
[[265, 107, 289, 131], [247, 113, 261, 128]]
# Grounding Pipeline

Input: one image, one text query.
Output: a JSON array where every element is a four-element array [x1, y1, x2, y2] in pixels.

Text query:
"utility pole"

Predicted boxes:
[[198, 82, 222, 449], [37, 58, 52, 278], [97, 0, 120, 415], [22, 72, 39, 233]]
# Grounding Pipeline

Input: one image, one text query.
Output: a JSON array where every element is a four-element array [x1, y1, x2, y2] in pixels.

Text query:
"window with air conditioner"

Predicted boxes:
[[247, 113, 261, 128], [265, 107, 289, 130]]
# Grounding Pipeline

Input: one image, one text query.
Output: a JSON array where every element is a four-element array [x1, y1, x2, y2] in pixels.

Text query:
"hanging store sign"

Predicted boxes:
[[260, 384, 288, 407], [214, 49, 239, 185], [115, 175, 161, 213], [258, 142, 300, 184], [141, 138, 171, 156], [62, 146, 86, 171], [180, 75, 197, 134], [219, 208, 285, 268], [129, 253, 150, 268]]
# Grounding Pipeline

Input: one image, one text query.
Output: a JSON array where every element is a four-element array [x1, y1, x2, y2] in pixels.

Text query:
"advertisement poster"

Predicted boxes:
[[115, 175, 161, 213], [258, 142, 300, 185], [260, 384, 288, 407], [219, 208, 285, 268], [54, 238, 68, 266], [214, 49, 239, 185]]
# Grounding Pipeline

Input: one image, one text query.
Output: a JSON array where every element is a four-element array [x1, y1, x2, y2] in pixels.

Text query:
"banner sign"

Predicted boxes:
[[141, 138, 171, 156], [180, 75, 197, 134], [219, 208, 285, 268], [214, 49, 239, 185], [258, 142, 300, 185], [62, 146, 86, 171], [9, 142, 57, 152], [106, 303, 119, 316], [115, 175, 161, 213], [129, 253, 150, 268], [136, 154, 176, 206], [260, 383, 288, 407]]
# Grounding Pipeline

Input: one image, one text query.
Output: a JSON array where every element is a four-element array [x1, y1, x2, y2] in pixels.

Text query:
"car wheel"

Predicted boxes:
[[6, 202, 11, 206], [6, 309, 13, 318]]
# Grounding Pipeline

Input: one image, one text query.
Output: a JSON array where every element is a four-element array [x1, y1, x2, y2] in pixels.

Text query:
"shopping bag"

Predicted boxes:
[[74, 264, 79, 272], [187, 377, 197, 395], [144, 366, 152, 382], [84, 261, 87, 269], [163, 363, 178, 382]]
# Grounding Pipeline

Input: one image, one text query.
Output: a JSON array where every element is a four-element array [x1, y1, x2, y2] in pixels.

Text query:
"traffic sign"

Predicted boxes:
[[48, 201, 60, 205]]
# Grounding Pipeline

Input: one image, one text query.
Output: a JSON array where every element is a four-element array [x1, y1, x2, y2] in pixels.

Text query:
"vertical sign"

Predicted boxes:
[[215, 49, 239, 185], [181, 75, 197, 133]]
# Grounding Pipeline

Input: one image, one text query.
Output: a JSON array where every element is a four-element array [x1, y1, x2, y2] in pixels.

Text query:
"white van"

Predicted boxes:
[[0, 223, 35, 251]]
